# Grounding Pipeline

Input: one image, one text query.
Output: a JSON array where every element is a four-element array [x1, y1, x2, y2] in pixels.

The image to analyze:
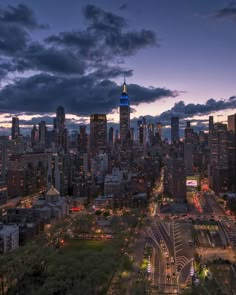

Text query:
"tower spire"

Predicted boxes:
[[122, 74, 127, 94]]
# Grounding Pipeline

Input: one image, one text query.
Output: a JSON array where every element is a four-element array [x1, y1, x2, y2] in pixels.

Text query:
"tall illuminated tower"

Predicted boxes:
[[119, 79, 130, 145]]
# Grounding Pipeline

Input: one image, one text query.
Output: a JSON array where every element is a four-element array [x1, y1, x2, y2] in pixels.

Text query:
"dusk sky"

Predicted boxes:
[[0, 0, 236, 136]]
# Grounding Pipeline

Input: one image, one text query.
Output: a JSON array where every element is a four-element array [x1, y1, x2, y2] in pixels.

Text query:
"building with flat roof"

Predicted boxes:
[[0, 224, 19, 253]]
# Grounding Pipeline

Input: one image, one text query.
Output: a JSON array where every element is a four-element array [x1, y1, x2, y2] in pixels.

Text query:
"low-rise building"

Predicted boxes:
[[34, 185, 69, 223], [104, 168, 123, 196], [0, 224, 19, 253]]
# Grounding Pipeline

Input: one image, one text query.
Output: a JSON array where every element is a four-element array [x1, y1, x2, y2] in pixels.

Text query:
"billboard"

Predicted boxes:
[[186, 175, 200, 191], [186, 179, 198, 187]]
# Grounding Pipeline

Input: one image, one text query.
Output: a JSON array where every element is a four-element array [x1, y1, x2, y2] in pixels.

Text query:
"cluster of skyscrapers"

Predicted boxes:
[[0, 80, 235, 208]]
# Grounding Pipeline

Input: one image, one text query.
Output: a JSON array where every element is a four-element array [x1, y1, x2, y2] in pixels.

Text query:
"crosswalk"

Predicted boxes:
[[176, 255, 189, 269], [173, 222, 183, 253]]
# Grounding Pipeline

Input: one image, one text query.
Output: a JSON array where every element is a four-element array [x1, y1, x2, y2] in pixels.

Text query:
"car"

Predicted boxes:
[[172, 272, 176, 279], [166, 263, 170, 269], [166, 274, 171, 281]]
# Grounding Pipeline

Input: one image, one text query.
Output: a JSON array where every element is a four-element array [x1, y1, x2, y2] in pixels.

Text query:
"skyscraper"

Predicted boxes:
[[90, 114, 107, 155], [165, 157, 186, 203], [209, 116, 214, 133], [209, 123, 229, 193], [31, 125, 39, 148], [228, 114, 236, 133], [108, 127, 114, 145], [11, 117, 20, 140], [56, 106, 65, 131], [228, 114, 236, 190], [157, 122, 162, 140], [147, 123, 154, 145], [184, 121, 193, 176], [79, 126, 88, 153], [137, 117, 147, 146], [171, 117, 179, 143], [54, 106, 68, 153], [119, 79, 130, 145], [39, 121, 47, 148]]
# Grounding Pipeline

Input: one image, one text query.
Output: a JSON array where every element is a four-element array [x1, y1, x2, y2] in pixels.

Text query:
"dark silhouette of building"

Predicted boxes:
[[55, 106, 65, 131], [54, 106, 68, 153], [31, 125, 39, 148], [171, 117, 179, 143], [165, 157, 186, 203], [184, 121, 194, 176], [90, 114, 107, 155], [39, 121, 47, 148], [108, 126, 114, 146], [11, 117, 20, 140], [78, 125, 88, 153]]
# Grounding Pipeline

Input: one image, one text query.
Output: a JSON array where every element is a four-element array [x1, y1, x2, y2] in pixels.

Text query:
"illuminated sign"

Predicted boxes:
[[186, 180, 198, 187]]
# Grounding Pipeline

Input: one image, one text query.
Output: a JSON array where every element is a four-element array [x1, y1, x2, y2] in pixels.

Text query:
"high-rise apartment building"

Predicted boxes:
[[11, 117, 20, 140], [157, 122, 162, 140], [228, 114, 236, 133], [78, 126, 88, 153], [165, 157, 186, 203], [39, 121, 47, 148], [31, 125, 39, 148], [108, 127, 114, 146], [171, 117, 179, 143], [209, 123, 229, 193], [228, 114, 236, 190], [90, 114, 107, 155], [147, 123, 154, 145], [184, 121, 193, 176], [209, 116, 214, 133], [137, 117, 147, 146]]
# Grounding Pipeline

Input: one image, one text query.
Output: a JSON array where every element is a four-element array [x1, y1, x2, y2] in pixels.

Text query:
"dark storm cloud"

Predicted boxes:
[[0, 4, 45, 56], [158, 98, 236, 122], [90, 66, 133, 79], [0, 23, 29, 55], [46, 4, 157, 64], [0, 73, 177, 115], [84, 4, 126, 29], [134, 97, 236, 127], [15, 43, 85, 75], [0, 4, 45, 29], [215, 4, 236, 21], [1, 3, 157, 82]]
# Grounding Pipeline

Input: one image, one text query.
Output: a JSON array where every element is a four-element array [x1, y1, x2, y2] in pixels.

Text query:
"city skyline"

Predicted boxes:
[[0, 0, 236, 136]]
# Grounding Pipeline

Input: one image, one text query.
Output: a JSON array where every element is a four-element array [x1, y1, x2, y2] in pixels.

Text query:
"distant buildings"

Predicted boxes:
[[171, 117, 179, 143]]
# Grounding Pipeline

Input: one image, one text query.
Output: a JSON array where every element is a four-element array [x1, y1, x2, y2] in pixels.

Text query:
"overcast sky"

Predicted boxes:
[[0, 0, 235, 136]]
